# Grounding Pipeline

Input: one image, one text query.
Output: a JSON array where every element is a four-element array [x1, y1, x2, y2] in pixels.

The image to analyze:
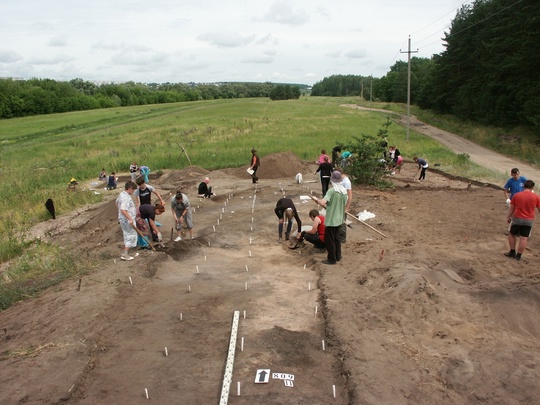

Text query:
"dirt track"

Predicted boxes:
[[345, 104, 540, 180], [2, 140, 540, 403]]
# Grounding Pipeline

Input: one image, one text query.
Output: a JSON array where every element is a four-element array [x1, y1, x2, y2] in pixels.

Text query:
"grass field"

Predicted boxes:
[[0, 95, 526, 309]]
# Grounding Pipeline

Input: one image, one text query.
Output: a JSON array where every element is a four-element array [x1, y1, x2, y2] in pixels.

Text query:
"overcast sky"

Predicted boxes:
[[0, 0, 469, 85]]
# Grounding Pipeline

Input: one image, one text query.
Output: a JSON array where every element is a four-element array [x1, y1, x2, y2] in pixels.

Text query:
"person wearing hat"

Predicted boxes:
[[171, 189, 194, 241], [274, 197, 302, 243], [198, 177, 214, 198], [67, 177, 79, 191], [315, 170, 348, 265], [249, 148, 260, 183]]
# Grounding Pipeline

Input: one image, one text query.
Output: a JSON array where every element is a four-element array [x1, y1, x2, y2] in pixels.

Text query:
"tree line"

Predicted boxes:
[[0, 79, 304, 119], [311, 0, 540, 136]]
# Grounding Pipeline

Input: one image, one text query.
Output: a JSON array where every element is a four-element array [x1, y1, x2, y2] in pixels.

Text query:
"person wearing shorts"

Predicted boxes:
[[505, 180, 540, 261], [171, 190, 194, 241]]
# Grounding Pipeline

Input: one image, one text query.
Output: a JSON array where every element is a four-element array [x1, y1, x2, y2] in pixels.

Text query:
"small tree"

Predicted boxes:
[[343, 118, 393, 188]]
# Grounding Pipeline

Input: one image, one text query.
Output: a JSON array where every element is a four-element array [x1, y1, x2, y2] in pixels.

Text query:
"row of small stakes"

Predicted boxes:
[[140, 180, 338, 401]]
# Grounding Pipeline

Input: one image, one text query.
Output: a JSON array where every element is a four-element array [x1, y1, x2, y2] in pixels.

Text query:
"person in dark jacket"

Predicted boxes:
[[249, 149, 260, 183], [197, 177, 214, 198], [315, 155, 333, 196], [274, 197, 302, 243]]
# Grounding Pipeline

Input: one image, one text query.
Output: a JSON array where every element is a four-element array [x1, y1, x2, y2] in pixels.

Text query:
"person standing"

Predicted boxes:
[[274, 197, 302, 242], [116, 181, 139, 261], [503, 168, 527, 204], [296, 209, 326, 250], [414, 157, 428, 181], [331, 146, 342, 169], [171, 190, 194, 241], [389, 146, 401, 174], [198, 177, 214, 198], [316, 171, 348, 265], [315, 156, 333, 196], [129, 161, 138, 181], [139, 165, 150, 183], [134, 177, 165, 207], [505, 180, 540, 261], [338, 170, 353, 243], [316, 149, 330, 165], [249, 149, 260, 183]]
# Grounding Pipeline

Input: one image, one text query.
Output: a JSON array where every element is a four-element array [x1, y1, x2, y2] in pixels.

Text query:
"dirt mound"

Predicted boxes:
[[156, 166, 210, 192], [223, 151, 311, 180]]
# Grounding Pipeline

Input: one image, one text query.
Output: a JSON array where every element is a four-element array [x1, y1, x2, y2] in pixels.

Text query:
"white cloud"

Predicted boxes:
[[0, 51, 23, 64], [48, 36, 67, 47], [241, 56, 274, 64], [259, 0, 310, 26], [344, 49, 368, 59], [197, 32, 257, 48], [0, 0, 464, 84], [29, 54, 75, 65]]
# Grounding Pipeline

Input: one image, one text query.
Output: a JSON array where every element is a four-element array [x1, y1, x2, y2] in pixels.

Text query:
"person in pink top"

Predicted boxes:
[[316, 149, 330, 165], [505, 180, 540, 261]]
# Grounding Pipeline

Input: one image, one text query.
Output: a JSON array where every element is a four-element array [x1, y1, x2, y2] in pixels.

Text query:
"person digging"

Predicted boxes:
[[291, 209, 326, 251]]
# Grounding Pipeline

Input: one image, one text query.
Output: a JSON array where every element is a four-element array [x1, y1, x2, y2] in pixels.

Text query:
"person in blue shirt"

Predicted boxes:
[[503, 168, 527, 204]]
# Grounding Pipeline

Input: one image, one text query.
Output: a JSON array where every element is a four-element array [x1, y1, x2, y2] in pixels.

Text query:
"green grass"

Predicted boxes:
[[0, 241, 95, 310], [354, 100, 540, 168], [0, 95, 533, 309]]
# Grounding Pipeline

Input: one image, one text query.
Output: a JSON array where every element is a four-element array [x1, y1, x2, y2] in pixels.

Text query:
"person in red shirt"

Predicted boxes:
[[505, 180, 540, 261], [297, 209, 326, 250]]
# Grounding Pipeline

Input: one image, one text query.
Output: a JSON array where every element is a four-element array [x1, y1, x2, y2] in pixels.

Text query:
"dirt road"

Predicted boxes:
[[345, 104, 540, 180]]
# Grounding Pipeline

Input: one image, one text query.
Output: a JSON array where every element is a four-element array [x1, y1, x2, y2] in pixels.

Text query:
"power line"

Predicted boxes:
[[444, 0, 523, 40]]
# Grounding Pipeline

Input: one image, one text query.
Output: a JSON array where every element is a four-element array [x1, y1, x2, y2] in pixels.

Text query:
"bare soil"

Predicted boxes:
[[2, 136, 540, 404]]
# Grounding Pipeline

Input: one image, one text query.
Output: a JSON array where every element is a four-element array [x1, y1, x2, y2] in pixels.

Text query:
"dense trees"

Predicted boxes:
[[2, 1, 537, 134], [311, 75, 372, 97], [269, 84, 301, 100], [0, 79, 297, 119], [423, 0, 540, 133], [312, 0, 539, 135]]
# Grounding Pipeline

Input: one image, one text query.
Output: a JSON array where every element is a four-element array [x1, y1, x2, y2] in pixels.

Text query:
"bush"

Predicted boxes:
[[344, 119, 393, 188]]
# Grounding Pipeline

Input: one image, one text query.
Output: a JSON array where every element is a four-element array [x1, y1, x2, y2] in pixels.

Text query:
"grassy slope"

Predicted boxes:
[[0, 96, 529, 308]]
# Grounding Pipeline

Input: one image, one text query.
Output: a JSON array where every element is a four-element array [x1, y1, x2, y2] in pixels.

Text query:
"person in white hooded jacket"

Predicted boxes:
[[315, 170, 348, 265]]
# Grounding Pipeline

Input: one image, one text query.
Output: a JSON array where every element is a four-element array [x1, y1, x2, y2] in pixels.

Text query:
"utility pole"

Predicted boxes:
[[400, 36, 418, 141]]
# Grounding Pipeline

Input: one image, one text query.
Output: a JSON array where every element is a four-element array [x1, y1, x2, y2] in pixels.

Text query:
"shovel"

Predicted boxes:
[[288, 239, 303, 249], [132, 224, 156, 251]]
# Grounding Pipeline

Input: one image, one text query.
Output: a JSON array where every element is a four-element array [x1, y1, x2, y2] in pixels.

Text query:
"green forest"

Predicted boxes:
[[311, 0, 540, 135], [0, 79, 305, 118], [1, 0, 538, 135]]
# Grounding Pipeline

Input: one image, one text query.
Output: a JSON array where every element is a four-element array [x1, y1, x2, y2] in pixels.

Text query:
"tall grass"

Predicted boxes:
[[0, 241, 94, 310]]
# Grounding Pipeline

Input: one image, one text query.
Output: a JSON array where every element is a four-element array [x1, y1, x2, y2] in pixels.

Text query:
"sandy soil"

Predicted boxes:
[[2, 138, 540, 404]]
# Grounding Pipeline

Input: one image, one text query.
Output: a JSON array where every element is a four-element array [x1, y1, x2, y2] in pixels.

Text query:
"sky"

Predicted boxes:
[[0, 0, 470, 85]]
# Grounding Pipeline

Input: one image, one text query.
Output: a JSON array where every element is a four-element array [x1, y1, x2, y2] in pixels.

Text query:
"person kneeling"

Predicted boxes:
[[297, 209, 326, 250], [198, 177, 214, 198]]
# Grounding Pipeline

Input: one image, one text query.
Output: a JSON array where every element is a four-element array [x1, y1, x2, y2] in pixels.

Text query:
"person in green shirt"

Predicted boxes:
[[315, 170, 348, 265]]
